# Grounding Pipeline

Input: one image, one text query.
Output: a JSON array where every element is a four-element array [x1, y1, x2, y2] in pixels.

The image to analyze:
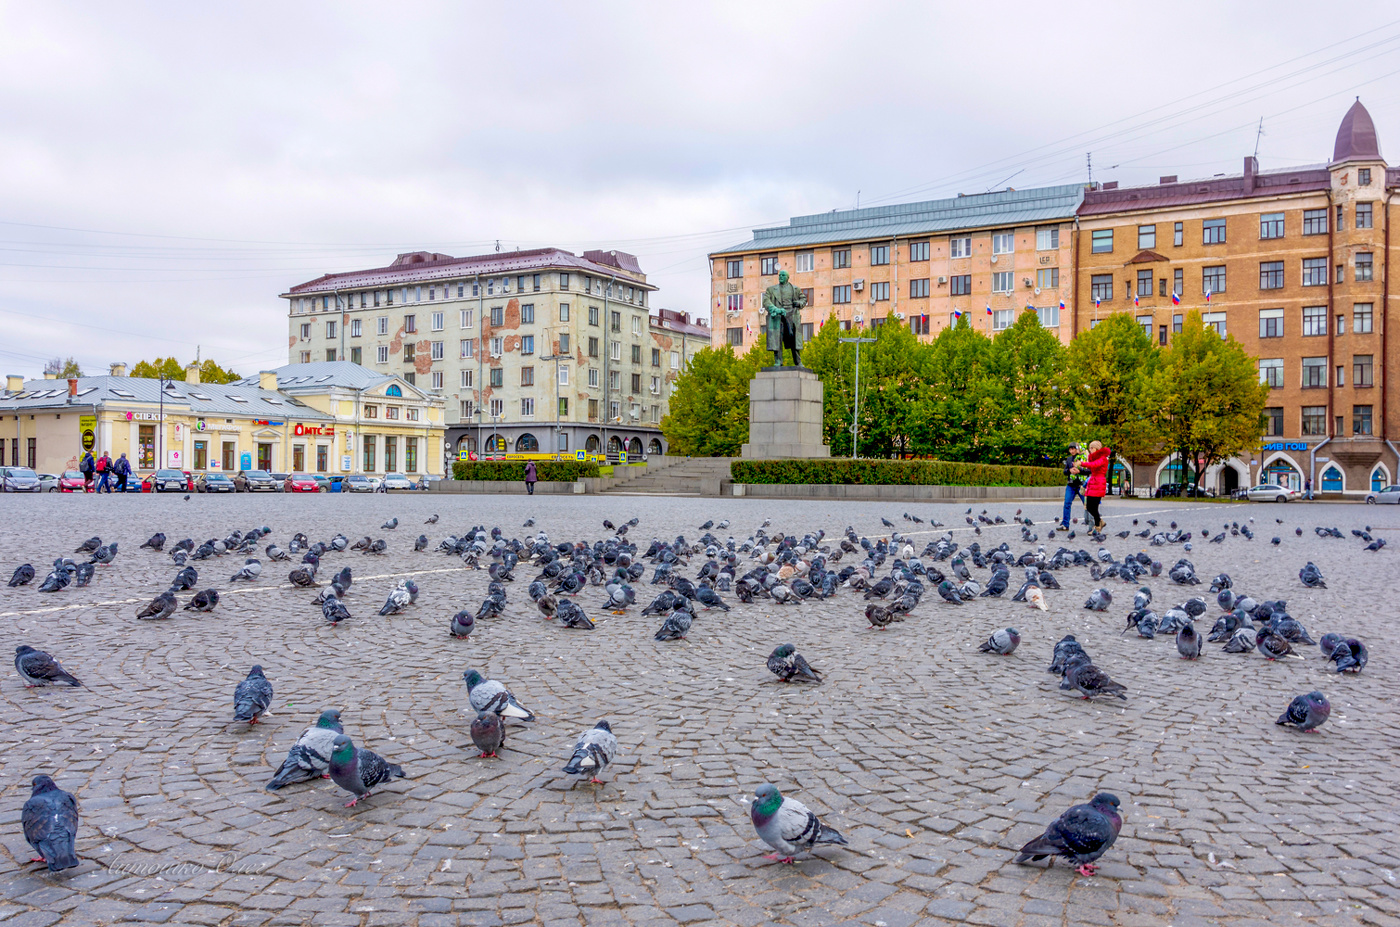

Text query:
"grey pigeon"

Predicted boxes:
[[750, 783, 848, 863], [289, 567, 319, 587], [136, 591, 177, 620], [184, 589, 219, 612], [654, 608, 693, 640], [89, 543, 117, 566], [265, 709, 344, 790], [37, 567, 71, 594], [22, 776, 79, 871], [170, 566, 198, 591], [978, 627, 1020, 655], [8, 564, 35, 587], [1223, 627, 1256, 653], [328, 734, 405, 807], [74, 562, 94, 587], [1276, 691, 1330, 731], [1014, 793, 1123, 876], [695, 585, 729, 611], [230, 559, 262, 582], [1256, 628, 1294, 661], [232, 665, 273, 724], [561, 720, 618, 784], [1063, 653, 1127, 700], [378, 586, 412, 616], [1298, 562, 1326, 588], [766, 643, 822, 682], [414, 535, 428, 551], [425, 514, 438, 524], [470, 710, 506, 757], [557, 599, 595, 629], [381, 517, 398, 530], [139, 533, 166, 551], [1176, 621, 1201, 660], [74, 536, 100, 554], [265, 544, 290, 561], [322, 594, 351, 624], [14, 645, 82, 687], [463, 669, 535, 721], [1317, 632, 1345, 658], [1083, 588, 1112, 611], [1329, 638, 1368, 673], [450, 609, 475, 639]]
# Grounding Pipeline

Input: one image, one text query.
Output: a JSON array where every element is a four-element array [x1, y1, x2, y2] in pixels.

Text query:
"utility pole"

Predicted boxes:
[[541, 345, 568, 457], [839, 334, 875, 459]]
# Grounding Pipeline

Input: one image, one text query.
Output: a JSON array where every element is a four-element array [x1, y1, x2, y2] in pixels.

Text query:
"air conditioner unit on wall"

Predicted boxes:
[[853, 279, 865, 291], [895, 312, 906, 320], [990, 255, 998, 264], [937, 276, 947, 285], [1023, 278, 1033, 287]]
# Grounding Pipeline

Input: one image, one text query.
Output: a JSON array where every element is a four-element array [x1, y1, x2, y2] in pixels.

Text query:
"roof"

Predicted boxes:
[[236, 362, 441, 404], [713, 184, 1086, 255], [650, 308, 712, 339], [0, 376, 332, 419], [283, 247, 652, 296], [1079, 164, 1332, 217], [1333, 99, 1382, 164]]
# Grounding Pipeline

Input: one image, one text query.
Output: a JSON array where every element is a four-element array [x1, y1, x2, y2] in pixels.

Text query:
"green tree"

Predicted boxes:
[[909, 314, 994, 461], [1061, 312, 1159, 458], [1145, 310, 1269, 486], [659, 344, 763, 456], [798, 316, 857, 455], [129, 357, 241, 383], [197, 359, 242, 384], [981, 309, 1069, 464], [44, 357, 83, 377]]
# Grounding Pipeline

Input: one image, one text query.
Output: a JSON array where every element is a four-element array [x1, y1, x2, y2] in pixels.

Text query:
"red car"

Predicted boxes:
[[284, 473, 322, 493], [57, 470, 88, 492]]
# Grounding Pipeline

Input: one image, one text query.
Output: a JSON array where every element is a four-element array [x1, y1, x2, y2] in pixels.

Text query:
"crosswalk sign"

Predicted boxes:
[[575, 450, 586, 462]]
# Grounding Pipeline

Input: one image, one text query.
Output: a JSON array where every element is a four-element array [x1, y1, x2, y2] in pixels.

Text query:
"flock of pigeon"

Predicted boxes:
[[5, 503, 1384, 878]]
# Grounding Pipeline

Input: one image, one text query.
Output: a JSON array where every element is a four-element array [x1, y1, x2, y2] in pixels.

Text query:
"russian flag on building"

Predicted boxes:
[[1171, 291, 1180, 305], [953, 310, 962, 319], [1205, 288, 1212, 303], [985, 305, 992, 315], [1094, 296, 1101, 308], [1133, 294, 1139, 307], [1059, 299, 1066, 311]]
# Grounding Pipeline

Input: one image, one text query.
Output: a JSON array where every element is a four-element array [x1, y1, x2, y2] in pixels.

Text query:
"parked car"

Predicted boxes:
[[0, 467, 43, 493], [382, 472, 415, 491], [37, 472, 59, 492], [147, 468, 192, 493], [344, 474, 374, 493], [1365, 484, 1400, 504], [56, 470, 87, 492], [365, 475, 383, 492], [284, 473, 321, 493], [1154, 482, 1216, 499], [196, 473, 237, 493], [1245, 483, 1299, 503], [310, 474, 331, 492], [234, 469, 279, 492], [270, 472, 289, 491]]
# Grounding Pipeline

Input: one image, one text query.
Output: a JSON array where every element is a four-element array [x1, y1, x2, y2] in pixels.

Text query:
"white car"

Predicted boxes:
[[381, 472, 414, 491], [1245, 483, 1299, 503], [1365, 484, 1400, 504]]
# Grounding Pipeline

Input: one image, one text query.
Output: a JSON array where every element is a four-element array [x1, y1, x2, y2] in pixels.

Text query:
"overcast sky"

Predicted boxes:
[[2, 1, 1398, 377]]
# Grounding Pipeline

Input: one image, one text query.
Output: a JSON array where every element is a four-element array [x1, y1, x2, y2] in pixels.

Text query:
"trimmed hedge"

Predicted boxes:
[[452, 461, 601, 481], [730, 459, 1063, 487]]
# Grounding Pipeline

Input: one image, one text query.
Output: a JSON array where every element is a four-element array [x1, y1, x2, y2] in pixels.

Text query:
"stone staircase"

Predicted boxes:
[[602, 457, 733, 496]]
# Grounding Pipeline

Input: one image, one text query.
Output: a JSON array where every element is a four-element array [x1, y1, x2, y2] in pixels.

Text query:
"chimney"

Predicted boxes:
[[109, 362, 127, 377], [6, 374, 23, 393], [1243, 156, 1258, 194], [67, 378, 78, 399], [185, 363, 201, 384], [1159, 175, 1178, 185], [1102, 181, 1119, 190], [258, 370, 279, 391], [43, 371, 57, 379]]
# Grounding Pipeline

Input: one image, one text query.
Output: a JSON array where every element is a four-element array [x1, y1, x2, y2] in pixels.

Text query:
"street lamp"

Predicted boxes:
[[157, 374, 178, 469], [839, 331, 876, 460]]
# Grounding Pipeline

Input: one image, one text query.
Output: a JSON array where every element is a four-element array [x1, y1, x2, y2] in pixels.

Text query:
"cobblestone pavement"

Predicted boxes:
[[0, 491, 1397, 927]]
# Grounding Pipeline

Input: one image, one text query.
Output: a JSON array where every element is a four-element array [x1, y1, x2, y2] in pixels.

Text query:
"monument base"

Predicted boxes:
[[741, 367, 830, 459]]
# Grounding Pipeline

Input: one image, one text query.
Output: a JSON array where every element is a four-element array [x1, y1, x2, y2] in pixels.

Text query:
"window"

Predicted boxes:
[[490, 306, 504, 326], [489, 398, 503, 417], [558, 333, 570, 353], [1302, 357, 1326, 388], [376, 346, 389, 364], [1303, 208, 1327, 235], [911, 314, 930, 335], [832, 248, 851, 269], [610, 401, 620, 421], [949, 237, 971, 259], [631, 344, 641, 364], [992, 232, 1014, 255], [832, 285, 851, 304], [404, 314, 416, 333], [610, 341, 621, 361], [1260, 212, 1284, 239], [992, 309, 1014, 331], [1173, 313, 1183, 333], [795, 251, 815, 272], [556, 303, 569, 324], [610, 310, 621, 332], [532, 274, 541, 292], [1356, 252, 1373, 282], [1036, 227, 1059, 250], [649, 375, 660, 394], [1202, 219, 1226, 244], [1090, 229, 1113, 253], [1202, 265, 1226, 294], [1354, 354, 1373, 387], [630, 315, 642, 336], [326, 320, 337, 338], [630, 373, 641, 393], [1259, 261, 1284, 290], [949, 275, 971, 296], [1359, 168, 1373, 186], [431, 311, 444, 331], [490, 337, 503, 356], [608, 370, 619, 390], [1202, 311, 1226, 337], [1090, 274, 1113, 302], [431, 371, 443, 391], [460, 369, 473, 388], [1173, 222, 1183, 247], [760, 254, 779, 275], [1301, 406, 1326, 435], [1337, 204, 1345, 231], [299, 323, 311, 340], [870, 245, 890, 266], [460, 339, 475, 358], [670, 351, 680, 368], [431, 341, 444, 360], [1337, 314, 1346, 335], [1354, 303, 1373, 333], [1173, 268, 1183, 296], [588, 336, 598, 357], [1037, 268, 1059, 289], [588, 368, 599, 388], [560, 272, 571, 290], [909, 278, 930, 298], [909, 241, 930, 262], [992, 272, 1013, 293], [1159, 324, 1168, 345], [1137, 270, 1153, 297], [1159, 277, 1167, 297], [1135, 315, 1152, 337], [1259, 308, 1284, 338], [350, 319, 362, 337], [558, 367, 569, 387], [403, 344, 415, 363], [1036, 305, 1059, 328], [350, 347, 361, 365], [1337, 364, 1346, 387], [489, 368, 503, 388], [727, 327, 743, 346], [1354, 405, 1373, 435], [521, 304, 534, 323], [521, 367, 534, 387], [1138, 225, 1156, 249], [725, 293, 743, 313], [521, 335, 534, 355], [1356, 202, 1373, 229], [1259, 358, 1284, 388], [325, 348, 337, 362], [1302, 305, 1327, 336], [650, 348, 661, 367], [385, 405, 401, 420], [1263, 407, 1283, 436], [463, 307, 478, 328]]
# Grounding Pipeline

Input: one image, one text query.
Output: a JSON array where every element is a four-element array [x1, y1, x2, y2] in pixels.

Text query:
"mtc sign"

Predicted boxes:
[[293, 423, 336, 437]]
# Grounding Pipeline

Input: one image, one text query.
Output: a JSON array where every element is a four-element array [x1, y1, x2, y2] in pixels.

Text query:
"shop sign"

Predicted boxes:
[[1261, 441, 1308, 451], [293, 423, 336, 437], [125, 411, 165, 422], [253, 420, 284, 426], [79, 415, 96, 452]]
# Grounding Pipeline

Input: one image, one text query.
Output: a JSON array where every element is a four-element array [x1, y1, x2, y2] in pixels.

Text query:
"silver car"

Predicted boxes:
[[381, 472, 414, 491], [0, 467, 42, 493], [1245, 483, 1299, 503], [1365, 484, 1400, 504]]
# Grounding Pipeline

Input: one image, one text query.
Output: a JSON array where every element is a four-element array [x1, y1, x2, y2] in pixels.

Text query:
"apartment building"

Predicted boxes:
[[1075, 100, 1398, 497], [709, 185, 1083, 347], [283, 248, 701, 467]]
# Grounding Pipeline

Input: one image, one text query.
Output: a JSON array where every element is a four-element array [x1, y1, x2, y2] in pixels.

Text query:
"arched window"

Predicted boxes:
[[1263, 458, 1300, 490], [515, 434, 538, 453], [457, 435, 476, 454], [585, 435, 600, 452], [1321, 466, 1343, 492], [628, 437, 642, 456], [1373, 467, 1389, 492], [385, 385, 403, 397], [607, 436, 622, 454], [485, 434, 506, 455], [648, 438, 663, 455]]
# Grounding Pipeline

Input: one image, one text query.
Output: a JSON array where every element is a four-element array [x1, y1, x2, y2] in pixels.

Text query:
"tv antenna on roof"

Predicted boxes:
[[495, 239, 501, 252], [1253, 117, 1265, 159]]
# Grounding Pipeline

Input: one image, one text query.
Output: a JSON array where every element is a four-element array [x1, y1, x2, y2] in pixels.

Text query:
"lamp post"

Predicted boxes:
[[157, 374, 173, 469], [839, 333, 875, 459]]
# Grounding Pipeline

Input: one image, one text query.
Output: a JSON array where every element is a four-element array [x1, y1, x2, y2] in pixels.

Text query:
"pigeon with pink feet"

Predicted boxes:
[[1014, 792, 1123, 876], [750, 783, 848, 863]]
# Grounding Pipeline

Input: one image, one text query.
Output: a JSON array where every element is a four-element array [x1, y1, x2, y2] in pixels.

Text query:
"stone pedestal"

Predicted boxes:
[[741, 367, 830, 459]]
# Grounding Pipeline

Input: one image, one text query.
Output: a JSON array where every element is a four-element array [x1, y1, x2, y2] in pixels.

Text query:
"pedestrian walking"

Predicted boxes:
[[524, 460, 537, 496], [1059, 442, 1086, 529], [114, 453, 131, 492], [95, 452, 112, 493], [79, 451, 95, 492], [1304, 478, 1312, 500], [1081, 441, 1111, 531]]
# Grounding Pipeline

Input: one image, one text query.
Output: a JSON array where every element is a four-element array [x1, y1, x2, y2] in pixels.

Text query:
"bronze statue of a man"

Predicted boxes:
[[762, 269, 807, 366]]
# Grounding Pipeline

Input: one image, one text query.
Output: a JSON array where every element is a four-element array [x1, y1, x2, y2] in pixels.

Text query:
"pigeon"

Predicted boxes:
[[74, 537, 101, 554], [1176, 621, 1201, 660], [522, 518, 535, 528], [139, 533, 167, 551], [265, 544, 290, 562], [1276, 691, 1330, 732], [766, 643, 822, 682], [1083, 588, 1112, 611], [463, 670, 535, 722], [1014, 793, 1123, 876], [8, 564, 35, 587], [1256, 628, 1294, 660], [695, 585, 730, 611], [1329, 638, 1368, 673], [1026, 585, 1048, 611], [1063, 653, 1127, 700], [169, 566, 198, 591], [136, 591, 177, 620], [265, 709, 344, 790], [21, 776, 79, 872], [425, 514, 439, 524], [382, 518, 398, 530], [328, 734, 405, 807], [978, 627, 1020, 656], [37, 567, 71, 594], [750, 783, 848, 863], [1298, 562, 1326, 588], [1223, 628, 1256, 653], [561, 720, 618, 785], [184, 589, 219, 612], [289, 567, 319, 587], [864, 603, 894, 629], [1317, 632, 1345, 658], [365, 539, 388, 555], [1048, 635, 1086, 676], [654, 608, 693, 641], [74, 562, 94, 587], [449, 609, 475, 639], [556, 599, 595, 629], [321, 593, 351, 624], [14, 645, 82, 687], [470, 710, 506, 757], [230, 559, 262, 582], [232, 665, 273, 724], [89, 543, 117, 566], [378, 586, 412, 616]]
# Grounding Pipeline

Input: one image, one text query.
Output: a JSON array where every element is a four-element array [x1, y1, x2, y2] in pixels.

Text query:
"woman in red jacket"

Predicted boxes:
[[1080, 441, 1112, 531]]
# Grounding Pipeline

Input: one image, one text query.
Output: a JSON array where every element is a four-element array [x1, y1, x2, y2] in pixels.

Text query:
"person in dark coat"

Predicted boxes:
[[524, 461, 537, 496], [113, 453, 131, 492], [79, 451, 95, 492], [1059, 443, 1085, 530]]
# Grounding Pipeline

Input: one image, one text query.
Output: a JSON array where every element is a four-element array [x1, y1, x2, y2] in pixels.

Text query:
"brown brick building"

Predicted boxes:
[[1074, 100, 1397, 497]]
